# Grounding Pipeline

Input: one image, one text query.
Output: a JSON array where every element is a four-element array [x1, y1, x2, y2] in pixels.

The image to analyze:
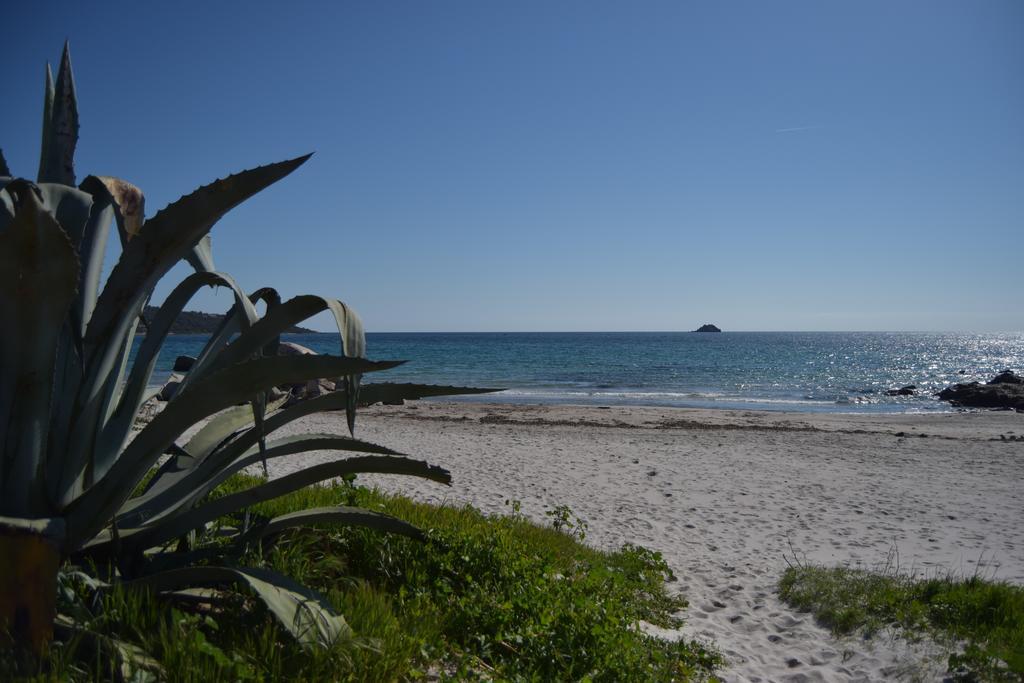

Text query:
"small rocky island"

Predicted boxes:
[[142, 306, 315, 334], [693, 324, 722, 333]]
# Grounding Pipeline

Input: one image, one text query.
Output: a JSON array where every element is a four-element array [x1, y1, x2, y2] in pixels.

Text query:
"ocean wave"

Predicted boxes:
[[495, 388, 838, 406]]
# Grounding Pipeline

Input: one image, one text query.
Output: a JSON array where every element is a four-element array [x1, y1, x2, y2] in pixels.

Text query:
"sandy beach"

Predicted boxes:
[[270, 402, 1024, 682]]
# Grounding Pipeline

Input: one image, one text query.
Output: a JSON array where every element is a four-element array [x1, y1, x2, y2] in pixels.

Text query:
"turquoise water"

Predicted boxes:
[[136, 332, 1024, 413]]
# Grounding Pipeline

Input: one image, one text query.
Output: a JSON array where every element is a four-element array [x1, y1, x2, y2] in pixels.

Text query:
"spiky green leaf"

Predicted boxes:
[[183, 295, 345, 388], [39, 42, 79, 185], [185, 234, 215, 272], [123, 566, 350, 648], [0, 182, 80, 515], [184, 396, 286, 462], [179, 287, 281, 397], [239, 506, 426, 544], [118, 433, 401, 529], [54, 613, 165, 681], [36, 183, 92, 247], [88, 271, 259, 484], [36, 63, 54, 182], [82, 155, 311, 403], [99, 455, 448, 553], [358, 382, 500, 405], [66, 355, 401, 549]]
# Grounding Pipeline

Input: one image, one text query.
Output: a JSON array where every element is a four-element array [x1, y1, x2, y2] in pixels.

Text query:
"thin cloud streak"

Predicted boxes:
[[774, 125, 823, 134]]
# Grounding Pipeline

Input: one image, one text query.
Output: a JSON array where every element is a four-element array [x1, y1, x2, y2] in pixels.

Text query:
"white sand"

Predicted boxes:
[[269, 402, 1024, 682]]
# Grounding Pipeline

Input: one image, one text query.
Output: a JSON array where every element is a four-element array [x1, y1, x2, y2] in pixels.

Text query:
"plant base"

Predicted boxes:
[[0, 528, 61, 652]]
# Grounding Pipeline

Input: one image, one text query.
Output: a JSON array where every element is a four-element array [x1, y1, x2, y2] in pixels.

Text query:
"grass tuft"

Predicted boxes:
[[779, 562, 1024, 681]]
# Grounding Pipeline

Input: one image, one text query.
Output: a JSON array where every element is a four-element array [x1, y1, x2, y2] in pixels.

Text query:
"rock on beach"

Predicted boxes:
[[937, 370, 1024, 410]]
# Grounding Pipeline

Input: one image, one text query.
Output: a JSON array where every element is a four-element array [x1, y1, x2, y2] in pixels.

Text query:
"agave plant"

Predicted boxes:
[[0, 43, 491, 657]]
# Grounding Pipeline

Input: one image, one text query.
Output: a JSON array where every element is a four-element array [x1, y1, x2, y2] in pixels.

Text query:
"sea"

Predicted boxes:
[[135, 332, 1024, 414]]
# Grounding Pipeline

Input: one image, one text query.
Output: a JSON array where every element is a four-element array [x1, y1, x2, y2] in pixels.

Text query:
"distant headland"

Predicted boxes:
[[141, 306, 315, 334], [693, 324, 722, 333]]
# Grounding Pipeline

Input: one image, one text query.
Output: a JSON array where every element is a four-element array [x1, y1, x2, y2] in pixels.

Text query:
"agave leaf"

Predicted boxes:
[[239, 506, 425, 545], [184, 234, 215, 272], [239, 390, 354, 443], [185, 294, 366, 433], [90, 271, 258, 483], [46, 321, 85, 492], [0, 148, 10, 177], [52, 178, 144, 466], [184, 295, 337, 385], [140, 384, 492, 501], [136, 451, 197, 500], [81, 155, 312, 412], [141, 506, 425, 573], [251, 392, 270, 476], [39, 42, 79, 185], [0, 181, 80, 515], [52, 310, 143, 506], [92, 316, 140, 471], [139, 390, 284, 504], [135, 392, 357, 509], [72, 183, 114, 336], [123, 566, 350, 648], [66, 355, 401, 549], [54, 614, 165, 681], [110, 455, 449, 552], [36, 62, 54, 182], [29, 183, 97, 474], [76, 176, 143, 333], [179, 287, 281, 394], [116, 271, 257, 420], [319, 298, 364, 434], [36, 183, 93, 248], [175, 383, 496, 477], [47, 175, 141, 489], [184, 395, 287, 463], [136, 403, 263, 503], [117, 434, 403, 529], [358, 382, 500, 406]]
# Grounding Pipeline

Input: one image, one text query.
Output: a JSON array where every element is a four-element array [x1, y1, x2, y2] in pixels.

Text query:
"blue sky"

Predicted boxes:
[[3, 1, 1022, 332]]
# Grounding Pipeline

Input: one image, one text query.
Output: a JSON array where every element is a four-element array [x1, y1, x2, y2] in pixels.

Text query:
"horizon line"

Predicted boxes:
[[296, 329, 1024, 335]]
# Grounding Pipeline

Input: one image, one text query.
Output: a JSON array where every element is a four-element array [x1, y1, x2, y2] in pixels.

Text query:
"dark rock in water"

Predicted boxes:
[[937, 371, 1024, 410], [382, 398, 405, 406], [886, 385, 917, 396], [172, 355, 196, 372], [988, 370, 1023, 385], [693, 324, 722, 333]]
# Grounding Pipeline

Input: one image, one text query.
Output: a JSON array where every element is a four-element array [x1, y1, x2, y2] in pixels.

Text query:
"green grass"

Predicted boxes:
[[3, 475, 720, 682], [779, 563, 1024, 681]]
